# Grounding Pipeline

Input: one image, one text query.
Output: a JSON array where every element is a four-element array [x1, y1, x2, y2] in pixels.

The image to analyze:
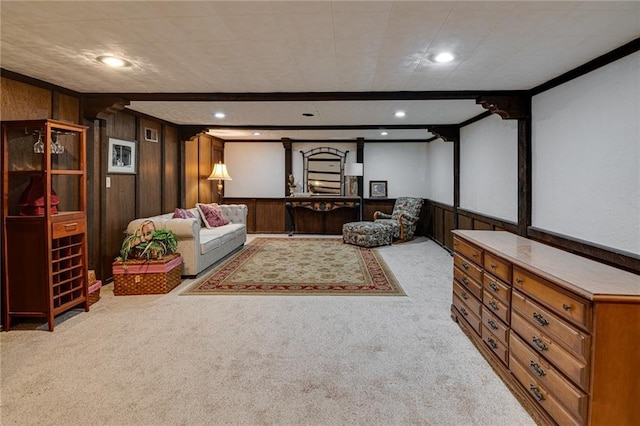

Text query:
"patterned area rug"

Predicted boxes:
[[182, 237, 405, 296]]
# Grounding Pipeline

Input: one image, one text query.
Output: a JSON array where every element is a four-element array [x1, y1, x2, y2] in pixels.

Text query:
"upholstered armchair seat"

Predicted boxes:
[[374, 197, 424, 242]]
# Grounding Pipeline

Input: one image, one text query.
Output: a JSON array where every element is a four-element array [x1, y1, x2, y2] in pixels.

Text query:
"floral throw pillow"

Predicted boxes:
[[196, 203, 229, 228], [172, 208, 195, 219]]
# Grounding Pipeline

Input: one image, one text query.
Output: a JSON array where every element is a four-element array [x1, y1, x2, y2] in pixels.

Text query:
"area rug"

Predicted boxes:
[[182, 237, 405, 296]]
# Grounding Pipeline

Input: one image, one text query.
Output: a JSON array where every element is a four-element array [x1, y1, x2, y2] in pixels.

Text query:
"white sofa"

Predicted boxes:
[[126, 204, 248, 276]]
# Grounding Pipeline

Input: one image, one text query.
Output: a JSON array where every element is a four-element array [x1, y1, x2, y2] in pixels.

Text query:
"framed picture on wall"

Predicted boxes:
[[108, 138, 136, 174], [144, 127, 158, 142], [369, 180, 387, 198]]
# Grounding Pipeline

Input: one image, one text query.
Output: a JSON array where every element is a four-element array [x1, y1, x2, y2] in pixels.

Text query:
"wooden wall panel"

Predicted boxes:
[[0, 77, 51, 121], [57, 93, 80, 123], [444, 209, 455, 250], [103, 174, 136, 278], [458, 214, 473, 230], [138, 118, 162, 217], [163, 125, 179, 212], [434, 206, 444, 244], [363, 199, 395, 221], [184, 139, 199, 208], [474, 220, 493, 231], [198, 135, 213, 204], [255, 200, 285, 233]]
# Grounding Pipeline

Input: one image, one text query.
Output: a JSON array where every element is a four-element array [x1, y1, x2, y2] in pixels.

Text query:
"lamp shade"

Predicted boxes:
[[344, 163, 363, 177], [207, 162, 232, 181]]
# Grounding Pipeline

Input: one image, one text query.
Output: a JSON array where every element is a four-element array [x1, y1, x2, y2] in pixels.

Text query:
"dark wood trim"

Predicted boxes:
[[356, 138, 364, 201], [81, 90, 529, 102], [517, 117, 532, 236], [531, 37, 640, 95], [206, 124, 453, 131], [476, 95, 530, 119], [457, 208, 518, 233], [427, 125, 459, 143], [123, 107, 179, 127], [453, 137, 460, 229], [178, 125, 209, 142], [459, 110, 493, 128], [82, 97, 129, 120], [527, 227, 640, 275], [225, 138, 432, 143], [0, 68, 82, 98]]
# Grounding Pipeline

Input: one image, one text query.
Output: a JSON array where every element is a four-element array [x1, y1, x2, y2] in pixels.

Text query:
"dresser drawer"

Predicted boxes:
[[453, 293, 481, 336], [453, 237, 483, 267], [511, 311, 589, 390], [513, 266, 590, 330], [509, 352, 581, 426], [454, 253, 483, 283], [482, 325, 508, 365], [482, 306, 509, 346], [512, 290, 590, 363], [510, 331, 588, 424], [454, 266, 483, 300], [484, 252, 511, 284], [483, 273, 511, 306], [52, 219, 86, 239], [483, 289, 510, 324], [453, 280, 482, 317]]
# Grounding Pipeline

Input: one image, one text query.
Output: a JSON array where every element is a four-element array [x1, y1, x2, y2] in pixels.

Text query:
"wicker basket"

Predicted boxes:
[[87, 270, 101, 306], [113, 253, 182, 296]]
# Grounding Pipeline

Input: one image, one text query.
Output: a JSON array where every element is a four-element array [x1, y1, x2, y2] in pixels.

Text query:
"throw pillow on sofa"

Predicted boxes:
[[172, 208, 195, 219], [196, 203, 230, 228]]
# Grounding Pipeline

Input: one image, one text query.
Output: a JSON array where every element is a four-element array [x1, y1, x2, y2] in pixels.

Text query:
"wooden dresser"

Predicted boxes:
[[451, 230, 639, 425]]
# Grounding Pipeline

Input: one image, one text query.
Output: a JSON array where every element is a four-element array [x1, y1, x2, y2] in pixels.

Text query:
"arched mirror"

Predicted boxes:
[[301, 147, 348, 195]]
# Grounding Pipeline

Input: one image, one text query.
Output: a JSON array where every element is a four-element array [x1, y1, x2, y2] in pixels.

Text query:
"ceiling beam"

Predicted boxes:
[[82, 90, 529, 102]]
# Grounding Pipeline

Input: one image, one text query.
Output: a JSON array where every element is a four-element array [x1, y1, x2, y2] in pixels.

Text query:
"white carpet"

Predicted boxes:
[[0, 236, 535, 425]]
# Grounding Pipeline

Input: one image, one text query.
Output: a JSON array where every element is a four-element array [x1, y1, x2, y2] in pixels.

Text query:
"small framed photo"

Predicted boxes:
[[108, 138, 136, 174], [369, 180, 388, 198], [144, 127, 158, 142]]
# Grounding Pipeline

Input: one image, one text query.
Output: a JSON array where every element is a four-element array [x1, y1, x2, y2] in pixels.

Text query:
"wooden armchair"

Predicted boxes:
[[373, 197, 424, 242]]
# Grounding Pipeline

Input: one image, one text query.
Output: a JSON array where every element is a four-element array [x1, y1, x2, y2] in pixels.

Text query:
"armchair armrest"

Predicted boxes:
[[398, 212, 420, 224], [373, 211, 392, 220]]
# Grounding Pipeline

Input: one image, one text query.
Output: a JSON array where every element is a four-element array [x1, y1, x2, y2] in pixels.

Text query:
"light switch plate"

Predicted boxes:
[[106, 176, 111, 188]]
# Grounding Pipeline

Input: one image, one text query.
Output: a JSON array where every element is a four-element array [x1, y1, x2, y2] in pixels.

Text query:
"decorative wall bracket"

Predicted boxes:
[[82, 97, 129, 120], [476, 95, 530, 119], [427, 125, 460, 143]]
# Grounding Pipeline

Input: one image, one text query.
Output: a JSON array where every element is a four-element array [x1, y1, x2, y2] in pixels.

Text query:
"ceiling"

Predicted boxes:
[[1, 1, 638, 141]]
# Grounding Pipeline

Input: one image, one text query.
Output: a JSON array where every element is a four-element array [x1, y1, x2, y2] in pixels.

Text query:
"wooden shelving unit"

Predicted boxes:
[[2, 119, 89, 331]]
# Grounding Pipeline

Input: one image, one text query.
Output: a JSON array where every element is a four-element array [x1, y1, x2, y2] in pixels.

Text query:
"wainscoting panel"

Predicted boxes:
[[255, 200, 285, 233]]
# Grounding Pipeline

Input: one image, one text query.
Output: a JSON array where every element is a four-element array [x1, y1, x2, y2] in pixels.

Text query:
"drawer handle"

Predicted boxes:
[[515, 277, 523, 284], [462, 277, 469, 285], [532, 336, 548, 352], [490, 263, 497, 269], [488, 300, 499, 311], [489, 282, 499, 292], [562, 303, 571, 311], [64, 223, 78, 230], [472, 252, 478, 258], [529, 361, 546, 377], [533, 312, 549, 326], [460, 307, 468, 316], [486, 337, 498, 349], [461, 292, 468, 300], [461, 262, 469, 270], [529, 384, 545, 402], [487, 319, 498, 330]]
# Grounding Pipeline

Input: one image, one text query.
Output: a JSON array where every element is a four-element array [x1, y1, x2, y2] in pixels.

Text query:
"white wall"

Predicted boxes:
[[364, 142, 428, 199], [532, 52, 639, 254], [224, 142, 284, 198], [460, 114, 518, 222], [426, 138, 454, 205]]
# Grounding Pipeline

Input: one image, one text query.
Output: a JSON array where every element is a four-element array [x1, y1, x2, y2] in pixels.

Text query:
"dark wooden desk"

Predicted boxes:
[[285, 196, 361, 235]]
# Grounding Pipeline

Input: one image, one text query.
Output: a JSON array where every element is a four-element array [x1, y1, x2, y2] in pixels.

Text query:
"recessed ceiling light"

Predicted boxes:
[[253, 132, 261, 136], [434, 52, 455, 63], [395, 111, 406, 118], [96, 55, 131, 67], [214, 112, 226, 119], [380, 131, 388, 136]]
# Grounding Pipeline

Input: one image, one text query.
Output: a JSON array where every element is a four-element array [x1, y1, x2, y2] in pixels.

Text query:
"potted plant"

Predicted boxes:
[[117, 220, 178, 263]]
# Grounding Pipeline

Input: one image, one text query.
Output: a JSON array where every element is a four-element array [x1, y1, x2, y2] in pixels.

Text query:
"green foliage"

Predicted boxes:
[[117, 221, 178, 262]]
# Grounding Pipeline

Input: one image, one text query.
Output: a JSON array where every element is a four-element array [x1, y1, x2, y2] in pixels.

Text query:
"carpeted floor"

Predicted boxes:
[[183, 237, 405, 295], [0, 235, 535, 426]]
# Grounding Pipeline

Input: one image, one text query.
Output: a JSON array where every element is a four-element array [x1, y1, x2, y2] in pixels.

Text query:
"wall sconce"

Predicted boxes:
[[207, 161, 232, 200], [344, 163, 363, 197]]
